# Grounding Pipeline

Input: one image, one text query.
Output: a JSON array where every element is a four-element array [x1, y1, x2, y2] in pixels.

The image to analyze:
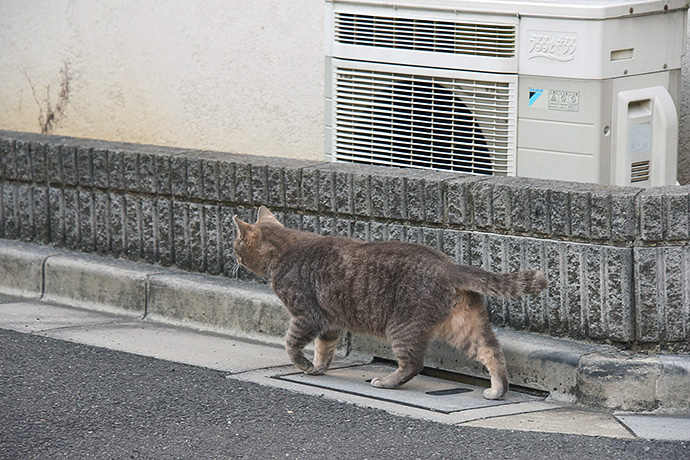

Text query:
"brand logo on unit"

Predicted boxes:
[[528, 32, 577, 62]]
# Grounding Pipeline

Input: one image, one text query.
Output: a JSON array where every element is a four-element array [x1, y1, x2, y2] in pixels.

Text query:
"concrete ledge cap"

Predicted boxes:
[[0, 240, 65, 298], [42, 252, 169, 316]]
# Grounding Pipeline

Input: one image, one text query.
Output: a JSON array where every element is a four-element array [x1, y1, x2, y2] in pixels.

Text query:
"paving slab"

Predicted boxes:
[[39, 319, 292, 373], [231, 364, 561, 427], [616, 414, 690, 441], [463, 407, 636, 439], [274, 362, 540, 414], [0, 301, 127, 333]]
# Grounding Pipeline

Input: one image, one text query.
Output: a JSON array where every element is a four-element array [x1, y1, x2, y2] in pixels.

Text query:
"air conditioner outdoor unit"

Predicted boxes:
[[324, 0, 688, 186]]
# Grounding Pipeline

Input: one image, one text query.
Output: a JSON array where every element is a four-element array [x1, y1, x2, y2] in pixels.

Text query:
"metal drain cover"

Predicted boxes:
[[273, 363, 541, 414]]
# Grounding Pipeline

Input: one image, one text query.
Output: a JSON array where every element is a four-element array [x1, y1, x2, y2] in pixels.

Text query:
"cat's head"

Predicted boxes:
[[232, 206, 284, 278]]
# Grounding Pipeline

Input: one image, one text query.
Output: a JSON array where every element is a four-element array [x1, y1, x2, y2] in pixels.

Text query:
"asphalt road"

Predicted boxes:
[[1, 329, 687, 460]]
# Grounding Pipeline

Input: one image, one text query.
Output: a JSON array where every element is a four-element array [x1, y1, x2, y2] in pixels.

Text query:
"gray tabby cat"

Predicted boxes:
[[233, 206, 547, 400]]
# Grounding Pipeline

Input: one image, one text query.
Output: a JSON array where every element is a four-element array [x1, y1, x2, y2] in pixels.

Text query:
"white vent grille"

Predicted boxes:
[[631, 160, 650, 183], [335, 13, 516, 58], [333, 67, 516, 175]]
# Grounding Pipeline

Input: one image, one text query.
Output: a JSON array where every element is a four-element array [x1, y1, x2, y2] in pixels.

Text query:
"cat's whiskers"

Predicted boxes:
[[230, 260, 241, 280]]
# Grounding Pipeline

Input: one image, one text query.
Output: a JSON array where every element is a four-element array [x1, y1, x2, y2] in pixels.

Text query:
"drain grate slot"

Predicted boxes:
[[426, 388, 473, 396]]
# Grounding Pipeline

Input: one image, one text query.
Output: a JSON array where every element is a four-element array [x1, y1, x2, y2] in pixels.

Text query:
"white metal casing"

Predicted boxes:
[[325, 0, 688, 186]]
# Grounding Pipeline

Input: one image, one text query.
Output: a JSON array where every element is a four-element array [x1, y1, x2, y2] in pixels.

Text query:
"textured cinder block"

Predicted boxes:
[[203, 158, 221, 200], [107, 149, 126, 191], [250, 164, 268, 206], [0, 137, 16, 180], [77, 147, 93, 187], [266, 165, 284, 208], [387, 175, 405, 220], [334, 170, 352, 215], [509, 184, 531, 233], [524, 238, 546, 331], [664, 186, 690, 241], [584, 245, 605, 339], [634, 247, 661, 342], [138, 152, 156, 194], [604, 247, 634, 342], [45, 143, 62, 185], [123, 150, 139, 192], [662, 247, 687, 341], [491, 182, 511, 231], [124, 195, 141, 259], [141, 197, 156, 263], [204, 205, 221, 275], [61, 145, 79, 186], [570, 189, 591, 238], [218, 160, 234, 203], [33, 186, 49, 244], [563, 244, 583, 336], [94, 192, 110, 254], [79, 190, 95, 252], [17, 185, 33, 241], [170, 155, 188, 198], [284, 167, 302, 209], [610, 187, 639, 243], [423, 177, 445, 224], [300, 167, 319, 212], [92, 148, 109, 189], [549, 188, 570, 237], [173, 201, 191, 270], [233, 162, 252, 204], [317, 168, 335, 213], [352, 172, 371, 217], [544, 241, 564, 334], [30, 142, 46, 184], [48, 188, 64, 245], [219, 206, 236, 276], [156, 198, 173, 266], [62, 189, 78, 249], [186, 155, 204, 199], [109, 193, 125, 257], [189, 203, 204, 272], [639, 189, 665, 242], [15, 140, 32, 182], [405, 176, 425, 223], [530, 185, 550, 236], [470, 180, 492, 229], [370, 174, 387, 218]]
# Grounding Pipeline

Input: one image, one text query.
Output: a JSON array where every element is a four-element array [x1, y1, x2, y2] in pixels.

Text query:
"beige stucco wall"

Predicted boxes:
[[0, 1, 688, 182], [0, 0, 325, 160]]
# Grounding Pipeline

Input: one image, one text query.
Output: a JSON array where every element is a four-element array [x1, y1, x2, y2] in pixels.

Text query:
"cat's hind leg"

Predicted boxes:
[[370, 327, 430, 389], [310, 329, 341, 375], [437, 291, 509, 400]]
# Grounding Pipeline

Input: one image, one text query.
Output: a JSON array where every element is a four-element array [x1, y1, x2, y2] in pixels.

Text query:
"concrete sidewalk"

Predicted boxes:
[[0, 239, 689, 441]]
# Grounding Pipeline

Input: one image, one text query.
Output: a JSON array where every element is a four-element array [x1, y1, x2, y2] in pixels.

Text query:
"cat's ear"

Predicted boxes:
[[233, 215, 254, 239], [256, 206, 283, 227]]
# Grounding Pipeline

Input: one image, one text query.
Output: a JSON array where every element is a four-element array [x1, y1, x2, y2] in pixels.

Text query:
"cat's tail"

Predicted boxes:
[[452, 265, 547, 298]]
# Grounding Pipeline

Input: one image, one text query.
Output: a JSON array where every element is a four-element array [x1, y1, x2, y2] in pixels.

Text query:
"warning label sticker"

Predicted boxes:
[[548, 90, 579, 112]]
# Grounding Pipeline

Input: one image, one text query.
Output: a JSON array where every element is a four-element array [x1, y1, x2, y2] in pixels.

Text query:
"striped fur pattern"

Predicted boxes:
[[233, 206, 547, 400]]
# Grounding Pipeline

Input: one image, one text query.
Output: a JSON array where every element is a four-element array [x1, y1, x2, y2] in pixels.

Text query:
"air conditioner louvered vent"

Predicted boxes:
[[631, 160, 650, 183], [335, 13, 516, 58], [333, 67, 516, 175]]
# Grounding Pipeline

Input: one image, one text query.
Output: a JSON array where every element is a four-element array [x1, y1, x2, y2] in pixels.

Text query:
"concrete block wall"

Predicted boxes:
[[1, 130, 688, 350]]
